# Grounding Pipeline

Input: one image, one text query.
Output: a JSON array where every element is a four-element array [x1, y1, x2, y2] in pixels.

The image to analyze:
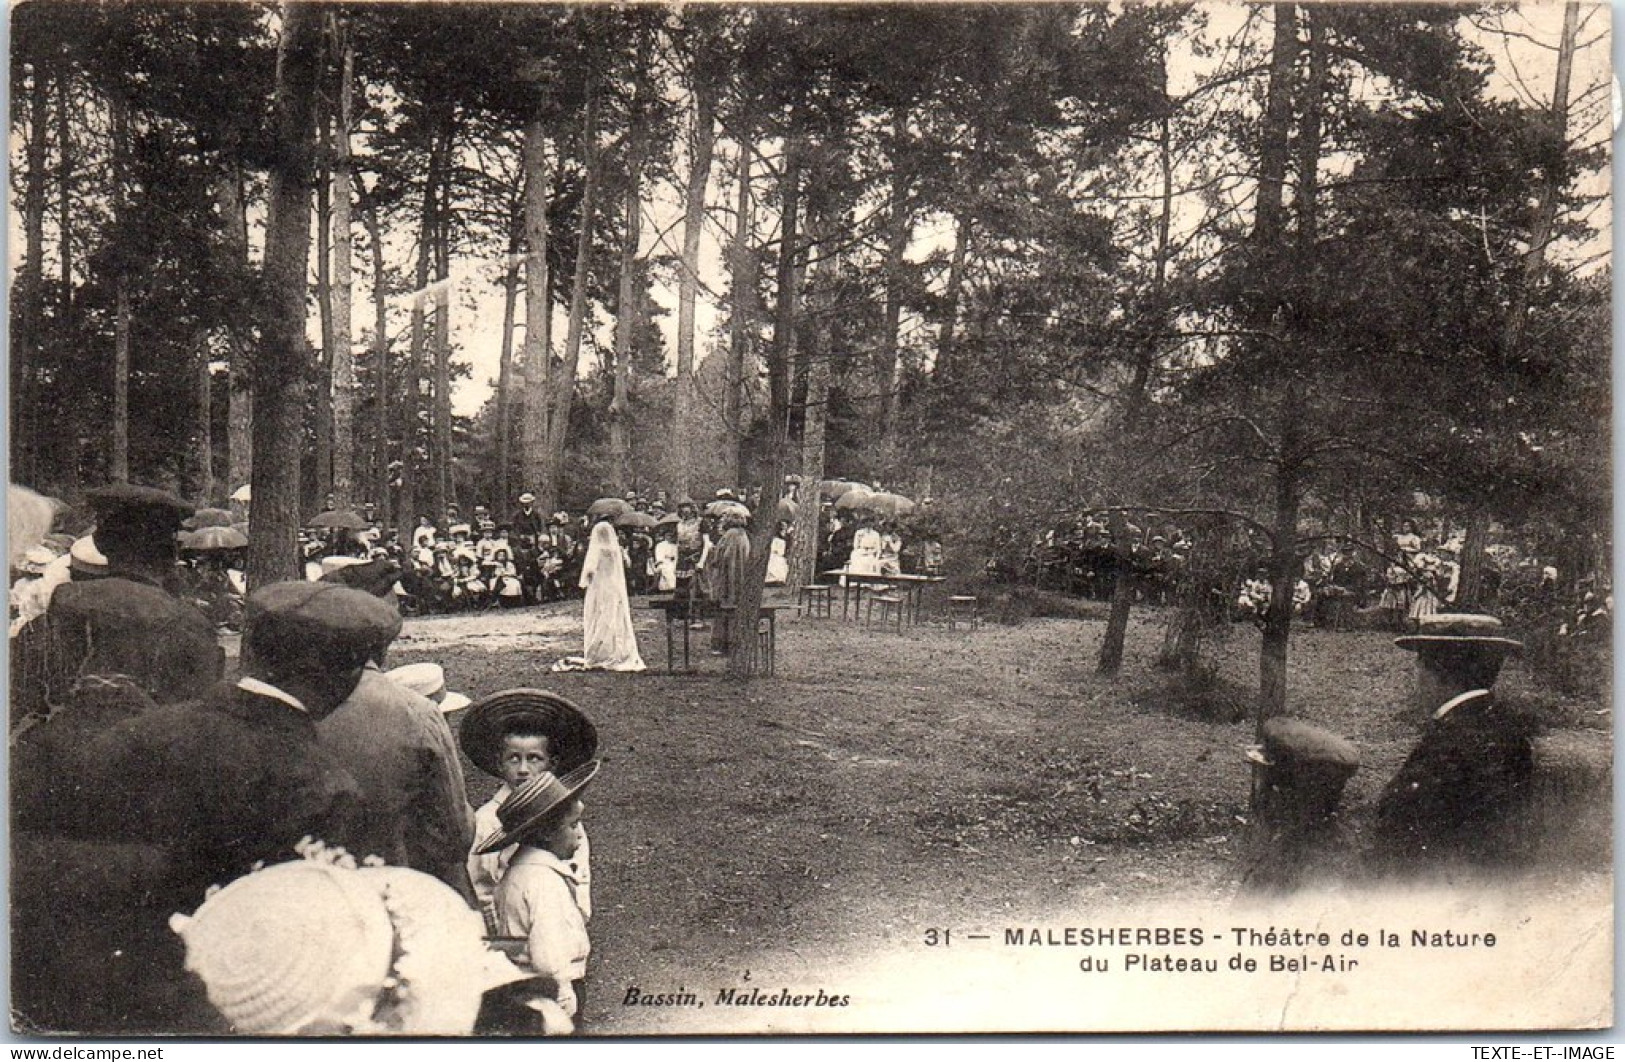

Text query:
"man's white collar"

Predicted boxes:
[[237, 676, 308, 713], [1432, 688, 1491, 721]]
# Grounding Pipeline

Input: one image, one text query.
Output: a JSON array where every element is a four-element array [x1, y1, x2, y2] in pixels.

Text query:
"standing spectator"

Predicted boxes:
[[706, 513, 752, 656]]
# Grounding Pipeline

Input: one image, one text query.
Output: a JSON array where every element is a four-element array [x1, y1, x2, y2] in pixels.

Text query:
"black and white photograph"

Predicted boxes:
[[5, 0, 1614, 1039]]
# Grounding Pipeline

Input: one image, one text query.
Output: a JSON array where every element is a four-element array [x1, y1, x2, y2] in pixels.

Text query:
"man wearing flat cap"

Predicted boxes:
[[18, 582, 393, 1034], [1370, 612, 1540, 871], [10, 482, 223, 731], [316, 587, 476, 902]]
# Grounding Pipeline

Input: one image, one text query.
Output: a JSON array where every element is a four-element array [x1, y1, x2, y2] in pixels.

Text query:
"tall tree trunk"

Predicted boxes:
[[610, 51, 648, 492], [365, 200, 392, 527], [878, 107, 910, 447], [247, 1, 323, 589], [314, 108, 335, 509], [520, 121, 552, 501], [546, 87, 600, 514], [330, 25, 357, 508], [788, 271, 831, 593], [1254, 2, 1308, 725], [432, 197, 453, 520], [724, 138, 756, 486], [496, 190, 523, 510], [1097, 509, 1136, 674], [109, 91, 130, 483], [727, 133, 800, 678], [398, 132, 440, 543], [222, 168, 253, 502], [609, 37, 652, 492], [16, 62, 48, 486], [191, 329, 215, 502], [673, 76, 717, 499]]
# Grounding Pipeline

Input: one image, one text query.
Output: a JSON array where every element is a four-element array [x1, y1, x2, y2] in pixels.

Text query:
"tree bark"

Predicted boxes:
[[545, 87, 600, 514], [610, 48, 649, 493], [314, 104, 335, 509], [109, 90, 130, 483], [221, 167, 253, 503], [496, 185, 524, 509], [365, 199, 392, 527], [248, 1, 323, 588], [432, 188, 453, 520], [520, 120, 552, 501], [330, 25, 357, 508], [192, 329, 214, 502], [935, 211, 970, 386], [1248, 2, 1301, 727], [16, 61, 48, 485], [877, 107, 910, 446], [724, 138, 756, 487], [726, 133, 801, 678], [673, 76, 717, 499]]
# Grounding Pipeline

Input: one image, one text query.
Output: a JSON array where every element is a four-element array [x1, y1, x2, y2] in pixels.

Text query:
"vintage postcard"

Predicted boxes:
[[6, 0, 1612, 1039]]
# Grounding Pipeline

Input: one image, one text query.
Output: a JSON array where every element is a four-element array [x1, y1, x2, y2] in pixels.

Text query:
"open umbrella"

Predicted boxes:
[[183, 507, 235, 530], [706, 500, 751, 520], [184, 526, 249, 551], [614, 510, 658, 529], [230, 484, 252, 503], [864, 492, 916, 518], [586, 497, 631, 519], [834, 488, 875, 511], [819, 479, 868, 501], [308, 509, 368, 531], [655, 512, 682, 527]]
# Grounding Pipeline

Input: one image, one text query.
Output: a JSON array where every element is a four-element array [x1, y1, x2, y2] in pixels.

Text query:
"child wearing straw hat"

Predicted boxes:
[[479, 762, 601, 1026], [460, 690, 598, 932]]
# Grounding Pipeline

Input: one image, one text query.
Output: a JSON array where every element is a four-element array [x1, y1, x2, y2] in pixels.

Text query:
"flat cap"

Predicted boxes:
[[1245, 716, 1360, 774], [244, 581, 402, 663], [86, 483, 194, 528]]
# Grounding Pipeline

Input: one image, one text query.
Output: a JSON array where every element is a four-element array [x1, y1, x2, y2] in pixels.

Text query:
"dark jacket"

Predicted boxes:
[[1373, 690, 1538, 869]]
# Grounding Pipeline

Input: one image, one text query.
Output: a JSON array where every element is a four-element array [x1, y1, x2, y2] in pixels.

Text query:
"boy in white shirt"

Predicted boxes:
[[479, 762, 600, 1026], [460, 690, 598, 933]]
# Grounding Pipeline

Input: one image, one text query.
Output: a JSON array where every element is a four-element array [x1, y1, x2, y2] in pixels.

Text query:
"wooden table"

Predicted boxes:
[[643, 597, 790, 675], [821, 570, 946, 625]]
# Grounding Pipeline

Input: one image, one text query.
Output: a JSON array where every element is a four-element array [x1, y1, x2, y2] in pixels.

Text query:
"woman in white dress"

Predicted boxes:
[[579, 519, 646, 671], [849, 520, 883, 575]]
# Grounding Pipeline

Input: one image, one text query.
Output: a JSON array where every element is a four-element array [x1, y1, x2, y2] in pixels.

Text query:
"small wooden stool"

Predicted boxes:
[[799, 584, 834, 618], [867, 593, 905, 633], [947, 595, 981, 630]]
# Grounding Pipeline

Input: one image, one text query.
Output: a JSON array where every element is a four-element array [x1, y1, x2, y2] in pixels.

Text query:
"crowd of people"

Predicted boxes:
[[990, 513, 1610, 635], [8, 481, 604, 1035]]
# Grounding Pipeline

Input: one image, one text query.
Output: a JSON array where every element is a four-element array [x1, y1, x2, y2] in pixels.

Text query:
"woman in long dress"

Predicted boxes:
[[579, 519, 646, 671]]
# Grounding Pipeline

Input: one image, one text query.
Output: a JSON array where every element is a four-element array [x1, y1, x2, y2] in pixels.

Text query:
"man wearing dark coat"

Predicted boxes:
[[10, 483, 223, 731], [706, 513, 752, 655], [13, 582, 393, 1035], [1370, 613, 1538, 872]]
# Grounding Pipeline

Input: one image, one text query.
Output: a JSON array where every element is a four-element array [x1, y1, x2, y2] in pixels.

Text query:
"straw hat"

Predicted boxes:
[[1394, 613, 1523, 654], [386, 662, 472, 714], [475, 761, 600, 855], [1243, 716, 1360, 776], [458, 689, 598, 779], [170, 842, 531, 1035]]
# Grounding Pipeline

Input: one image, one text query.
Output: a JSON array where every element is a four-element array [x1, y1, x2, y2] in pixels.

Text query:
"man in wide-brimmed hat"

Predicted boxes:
[[10, 482, 223, 730], [1370, 613, 1539, 871]]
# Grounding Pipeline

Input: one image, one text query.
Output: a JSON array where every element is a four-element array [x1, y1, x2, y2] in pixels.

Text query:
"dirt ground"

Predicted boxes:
[[388, 593, 1613, 1035]]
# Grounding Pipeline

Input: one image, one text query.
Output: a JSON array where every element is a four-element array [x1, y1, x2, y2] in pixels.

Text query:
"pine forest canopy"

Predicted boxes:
[[9, 1, 1609, 618]]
